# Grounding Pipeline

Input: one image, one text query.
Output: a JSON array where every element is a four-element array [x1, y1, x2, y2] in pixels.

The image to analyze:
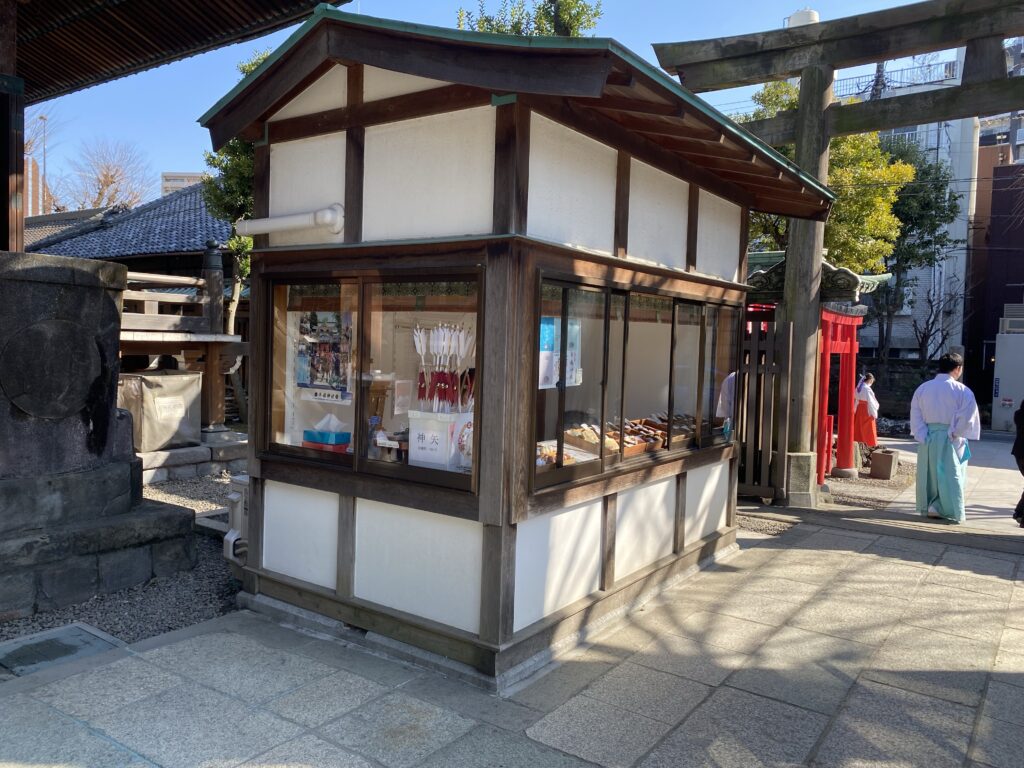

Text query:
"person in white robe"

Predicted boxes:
[[909, 352, 981, 524]]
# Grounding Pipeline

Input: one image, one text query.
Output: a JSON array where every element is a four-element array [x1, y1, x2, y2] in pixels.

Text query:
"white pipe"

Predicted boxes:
[[235, 203, 344, 236]]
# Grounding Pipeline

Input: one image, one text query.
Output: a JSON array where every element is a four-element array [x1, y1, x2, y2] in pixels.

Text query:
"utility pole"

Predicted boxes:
[[38, 114, 48, 213]]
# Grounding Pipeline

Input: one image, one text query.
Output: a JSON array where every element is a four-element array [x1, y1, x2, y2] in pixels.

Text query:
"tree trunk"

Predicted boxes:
[[225, 260, 242, 336]]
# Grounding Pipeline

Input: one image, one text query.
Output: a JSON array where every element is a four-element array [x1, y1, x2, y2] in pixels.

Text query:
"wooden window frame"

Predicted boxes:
[[261, 268, 485, 495], [531, 270, 742, 493]]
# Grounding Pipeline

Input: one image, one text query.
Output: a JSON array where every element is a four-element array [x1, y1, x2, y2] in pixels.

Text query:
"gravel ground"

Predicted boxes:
[[143, 472, 235, 513], [829, 458, 916, 509], [736, 514, 794, 536], [0, 537, 240, 644]]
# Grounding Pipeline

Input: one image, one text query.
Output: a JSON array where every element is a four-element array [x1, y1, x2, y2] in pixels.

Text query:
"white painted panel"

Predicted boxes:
[[262, 480, 338, 589], [627, 159, 688, 269], [362, 107, 495, 241], [354, 499, 483, 634], [696, 191, 742, 282], [684, 461, 730, 544], [513, 499, 602, 632], [363, 66, 449, 101], [615, 477, 676, 579], [268, 132, 346, 247], [527, 113, 616, 254], [269, 65, 348, 122]]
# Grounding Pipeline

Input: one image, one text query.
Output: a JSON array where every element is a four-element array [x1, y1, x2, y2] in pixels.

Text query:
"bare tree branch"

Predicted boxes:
[[65, 138, 154, 210]]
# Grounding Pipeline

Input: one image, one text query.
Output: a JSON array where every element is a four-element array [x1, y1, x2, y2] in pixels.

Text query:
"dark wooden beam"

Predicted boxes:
[[654, 0, 1023, 91], [604, 112, 723, 142], [738, 207, 750, 282], [252, 144, 270, 251], [268, 84, 492, 144], [600, 493, 616, 590], [584, 95, 682, 117], [493, 101, 531, 235], [1, 76, 23, 252], [606, 71, 635, 88], [653, 135, 752, 161], [743, 78, 1024, 146], [614, 150, 630, 258], [686, 185, 699, 271], [344, 64, 364, 244], [524, 96, 756, 210]]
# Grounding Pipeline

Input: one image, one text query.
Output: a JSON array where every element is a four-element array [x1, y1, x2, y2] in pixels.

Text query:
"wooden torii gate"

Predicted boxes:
[[655, 0, 1024, 507]]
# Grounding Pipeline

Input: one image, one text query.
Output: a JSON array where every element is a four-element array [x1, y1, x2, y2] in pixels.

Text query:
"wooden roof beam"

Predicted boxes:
[[742, 77, 1024, 147], [654, 0, 1024, 92]]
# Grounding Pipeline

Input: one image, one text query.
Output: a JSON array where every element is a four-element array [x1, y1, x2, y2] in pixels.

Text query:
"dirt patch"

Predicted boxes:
[[829, 458, 915, 509]]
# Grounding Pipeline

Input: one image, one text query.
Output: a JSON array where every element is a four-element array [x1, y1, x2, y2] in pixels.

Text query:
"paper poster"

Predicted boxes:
[[393, 379, 413, 416], [537, 316, 582, 389], [294, 310, 354, 393]]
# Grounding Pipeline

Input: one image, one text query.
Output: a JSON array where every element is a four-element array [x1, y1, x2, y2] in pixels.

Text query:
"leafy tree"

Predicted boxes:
[[869, 139, 961, 362], [747, 82, 914, 274], [456, 0, 601, 36], [202, 50, 269, 336]]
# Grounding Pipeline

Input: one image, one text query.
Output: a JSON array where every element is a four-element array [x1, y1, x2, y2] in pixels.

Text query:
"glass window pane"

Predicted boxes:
[[624, 293, 672, 454], [271, 283, 358, 459], [535, 283, 563, 472], [363, 280, 478, 476], [605, 292, 626, 466], [701, 304, 741, 438], [672, 303, 701, 447], [561, 287, 606, 468]]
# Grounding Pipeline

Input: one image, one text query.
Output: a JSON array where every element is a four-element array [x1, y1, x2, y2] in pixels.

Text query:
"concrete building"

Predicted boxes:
[[161, 171, 205, 196]]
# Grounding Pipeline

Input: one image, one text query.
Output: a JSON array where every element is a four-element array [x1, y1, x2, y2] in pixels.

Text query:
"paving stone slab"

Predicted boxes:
[[0, 623, 122, 676], [30, 656, 179, 719], [629, 633, 748, 686], [982, 680, 1024, 727], [139, 630, 333, 702], [319, 691, 476, 768], [292, 636, 422, 688], [526, 692, 671, 768], [679, 590, 802, 627], [864, 624, 995, 706], [969, 716, 1024, 768], [999, 626, 1024, 656], [727, 625, 875, 715], [0, 693, 151, 768], [925, 567, 1015, 599], [902, 582, 1007, 645], [787, 583, 908, 647], [727, 573, 825, 605], [938, 549, 1019, 579], [757, 550, 852, 587], [628, 600, 704, 637], [419, 724, 594, 768], [583, 661, 711, 726], [639, 686, 828, 768], [92, 680, 303, 768], [401, 673, 542, 732], [509, 648, 618, 713], [264, 669, 386, 728], [790, 530, 878, 554], [812, 680, 974, 768], [240, 734, 376, 768], [992, 648, 1024, 688], [836, 557, 929, 600], [871, 535, 947, 558], [860, 543, 942, 568], [669, 610, 778, 654], [589, 620, 666, 660]]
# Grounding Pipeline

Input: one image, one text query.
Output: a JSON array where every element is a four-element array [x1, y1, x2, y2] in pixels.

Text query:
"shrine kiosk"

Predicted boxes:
[[200, 8, 834, 686]]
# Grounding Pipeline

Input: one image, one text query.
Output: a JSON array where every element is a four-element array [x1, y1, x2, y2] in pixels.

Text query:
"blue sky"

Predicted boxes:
[[29, 0, 930, 202]]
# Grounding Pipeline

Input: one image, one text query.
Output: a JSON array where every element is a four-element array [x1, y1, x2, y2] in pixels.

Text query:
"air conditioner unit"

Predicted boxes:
[[1000, 317, 1024, 333]]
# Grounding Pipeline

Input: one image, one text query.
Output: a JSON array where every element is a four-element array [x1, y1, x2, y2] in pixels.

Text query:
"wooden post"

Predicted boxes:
[[1, 0, 23, 253], [201, 240, 227, 433], [781, 64, 833, 505], [833, 323, 856, 478], [816, 315, 832, 487], [202, 240, 224, 334]]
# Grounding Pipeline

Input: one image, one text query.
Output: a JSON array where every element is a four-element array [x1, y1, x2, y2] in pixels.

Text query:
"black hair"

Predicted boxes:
[[863, 372, 875, 382], [938, 353, 963, 374]]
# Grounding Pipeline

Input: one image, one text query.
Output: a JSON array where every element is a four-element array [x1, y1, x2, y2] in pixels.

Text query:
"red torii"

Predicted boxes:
[[817, 307, 863, 485]]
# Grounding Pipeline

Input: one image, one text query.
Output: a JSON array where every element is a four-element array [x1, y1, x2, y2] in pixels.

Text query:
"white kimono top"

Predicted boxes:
[[909, 373, 981, 446], [855, 383, 879, 419]]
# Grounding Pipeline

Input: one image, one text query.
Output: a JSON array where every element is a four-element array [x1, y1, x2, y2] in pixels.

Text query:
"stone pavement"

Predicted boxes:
[[1, 523, 1023, 768], [880, 434, 1024, 536]]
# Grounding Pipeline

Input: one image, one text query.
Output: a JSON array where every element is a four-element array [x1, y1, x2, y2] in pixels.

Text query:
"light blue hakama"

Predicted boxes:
[[916, 423, 968, 524]]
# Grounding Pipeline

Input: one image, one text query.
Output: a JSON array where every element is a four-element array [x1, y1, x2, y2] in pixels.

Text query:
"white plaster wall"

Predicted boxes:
[[354, 499, 483, 634], [695, 191, 742, 282], [627, 159, 688, 269], [364, 66, 449, 101], [684, 460, 730, 544], [268, 132, 346, 247], [527, 114, 617, 254], [513, 499, 602, 632], [262, 480, 339, 589], [268, 65, 348, 122], [615, 477, 675, 579], [362, 107, 495, 242]]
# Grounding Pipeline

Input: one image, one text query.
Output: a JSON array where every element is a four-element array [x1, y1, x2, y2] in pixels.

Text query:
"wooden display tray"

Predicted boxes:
[[562, 432, 604, 459]]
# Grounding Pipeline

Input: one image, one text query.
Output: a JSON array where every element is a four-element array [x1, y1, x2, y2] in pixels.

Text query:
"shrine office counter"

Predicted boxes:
[[200, 8, 833, 686]]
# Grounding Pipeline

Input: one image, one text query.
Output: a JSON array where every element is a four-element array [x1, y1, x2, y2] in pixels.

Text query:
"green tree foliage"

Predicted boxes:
[[869, 139, 962, 361], [747, 82, 914, 274], [456, 0, 601, 36]]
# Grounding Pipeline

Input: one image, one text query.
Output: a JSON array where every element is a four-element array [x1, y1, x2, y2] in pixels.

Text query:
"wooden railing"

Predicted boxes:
[[121, 268, 223, 334]]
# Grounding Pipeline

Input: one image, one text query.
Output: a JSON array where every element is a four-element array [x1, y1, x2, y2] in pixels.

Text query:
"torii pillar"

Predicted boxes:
[[780, 65, 832, 507], [1, 0, 25, 253]]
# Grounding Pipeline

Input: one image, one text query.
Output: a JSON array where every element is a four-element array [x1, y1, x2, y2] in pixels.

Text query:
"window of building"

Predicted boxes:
[[672, 302, 702, 448], [701, 304, 741, 441]]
